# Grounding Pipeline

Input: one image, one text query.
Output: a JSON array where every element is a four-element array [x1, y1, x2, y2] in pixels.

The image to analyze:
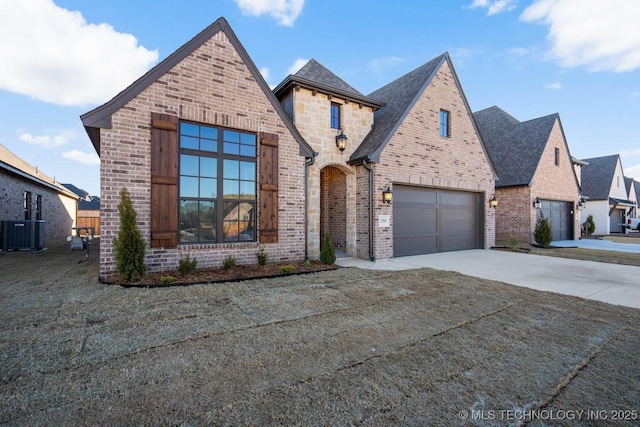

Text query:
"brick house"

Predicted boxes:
[[275, 53, 497, 260], [0, 143, 78, 244], [82, 18, 497, 278], [474, 106, 581, 243], [81, 18, 314, 279], [580, 154, 636, 234]]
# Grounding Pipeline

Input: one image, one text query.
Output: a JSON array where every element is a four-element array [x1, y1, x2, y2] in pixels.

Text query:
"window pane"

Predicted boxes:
[[223, 159, 239, 179], [180, 200, 199, 243], [199, 201, 216, 221], [240, 181, 256, 199], [199, 221, 216, 242], [181, 136, 199, 150], [200, 126, 217, 140], [223, 202, 255, 241], [224, 179, 239, 198], [240, 144, 256, 157], [181, 154, 199, 176], [200, 157, 217, 177], [240, 133, 256, 145], [223, 130, 239, 143], [224, 142, 239, 155], [180, 176, 199, 197], [200, 178, 217, 198], [180, 123, 199, 137], [200, 139, 217, 152], [240, 161, 255, 180]]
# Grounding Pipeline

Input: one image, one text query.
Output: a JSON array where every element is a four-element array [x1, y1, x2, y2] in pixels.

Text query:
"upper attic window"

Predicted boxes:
[[331, 102, 341, 129], [439, 110, 450, 138], [554, 147, 560, 166]]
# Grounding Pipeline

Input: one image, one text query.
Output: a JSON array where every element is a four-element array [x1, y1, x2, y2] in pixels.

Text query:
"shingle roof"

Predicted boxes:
[[624, 176, 634, 197], [635, 179, 640, 203], [272, 59, 383, 110], [0, 143, 78, 198], [62, 183, 89, 199], [349, 54, 446, 164], [474, 106, 559, 187], [81, 17, 313, 158], [580, 154, 620, 200], [79, 197, 100, 211]]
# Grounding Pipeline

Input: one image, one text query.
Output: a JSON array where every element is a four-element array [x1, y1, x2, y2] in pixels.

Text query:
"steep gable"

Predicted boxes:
[[81, 17, 312, 158], [474, 106, 560, 187], [581, 154, 621, 200], [349, 53, 494, 174]]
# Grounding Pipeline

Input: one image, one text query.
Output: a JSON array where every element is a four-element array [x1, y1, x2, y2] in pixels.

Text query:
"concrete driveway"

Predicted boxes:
[[337, 249, 640, 309]]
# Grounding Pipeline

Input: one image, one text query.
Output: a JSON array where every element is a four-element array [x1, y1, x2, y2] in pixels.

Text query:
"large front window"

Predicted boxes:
[[179, 122, 256, 244]]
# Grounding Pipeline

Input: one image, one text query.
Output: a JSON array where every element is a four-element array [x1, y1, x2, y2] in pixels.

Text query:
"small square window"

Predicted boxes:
[[331, 103, 341, 129], [439, 110, 450, 138]]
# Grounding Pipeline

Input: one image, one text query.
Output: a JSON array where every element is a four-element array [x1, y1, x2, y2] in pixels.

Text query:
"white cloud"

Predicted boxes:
[[624, 164, 640, 181], [62, 150, 100, 166], [521, 0, 640, 72], [467, 0, 517, 15], [287, 58, 309, 75], [259, 67, 271, 82], [233, 0, 305, 26], [0, 0, 158, 106], [545, 82, 562, 90], [19, 129, 76, 148], [368, 56, 405, 73]]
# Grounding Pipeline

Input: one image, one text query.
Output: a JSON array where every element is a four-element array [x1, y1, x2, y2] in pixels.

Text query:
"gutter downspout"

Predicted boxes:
[[362, 160, 375, 261], [304, 152, 318, 261]]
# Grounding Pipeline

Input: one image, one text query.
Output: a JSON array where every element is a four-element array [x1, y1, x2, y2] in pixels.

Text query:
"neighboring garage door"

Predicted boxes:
[[539, 200, 573, 241], [393, 185, 482, 257]]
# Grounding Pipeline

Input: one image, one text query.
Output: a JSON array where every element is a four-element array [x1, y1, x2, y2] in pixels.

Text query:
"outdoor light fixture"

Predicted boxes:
[[577, 197, 586, 210], [489, 194, 498, 208], [335, 128, 347, 152], [533, 197, 541, 209], [382, 186, 393, 204]]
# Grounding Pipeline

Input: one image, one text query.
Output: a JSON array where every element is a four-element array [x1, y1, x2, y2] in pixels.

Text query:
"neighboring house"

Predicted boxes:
[[63, 184, 101, 235], [275, 53, 497, 260], [81, 18, 314, 279], [580, 154, 635, 234], [474, 106, 581, 243], [624, 177, 637, 219], [81, 18, 497, 278], [635, 179, 640, 218], [0, 143, 78, 242]]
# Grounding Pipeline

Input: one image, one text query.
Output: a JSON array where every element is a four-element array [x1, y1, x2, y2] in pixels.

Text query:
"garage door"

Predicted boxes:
[[393, 185, 482, 257], [539, 200, 573, 241]]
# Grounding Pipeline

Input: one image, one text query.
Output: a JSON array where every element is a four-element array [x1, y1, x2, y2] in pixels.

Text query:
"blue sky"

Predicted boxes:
[[1, 0, 639, 196]]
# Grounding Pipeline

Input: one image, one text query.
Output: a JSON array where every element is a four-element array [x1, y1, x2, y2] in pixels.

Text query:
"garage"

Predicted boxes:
[[393, 185, 482, 256], [539, 200, 573, 241]]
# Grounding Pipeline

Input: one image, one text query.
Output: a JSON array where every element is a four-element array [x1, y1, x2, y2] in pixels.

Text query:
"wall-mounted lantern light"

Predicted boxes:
[[335, 128, 347, 153], [489, 194, 498, 208], [382, 186, 393, 204], [577, 197, 586, 210], [533, 197, 542, 209]]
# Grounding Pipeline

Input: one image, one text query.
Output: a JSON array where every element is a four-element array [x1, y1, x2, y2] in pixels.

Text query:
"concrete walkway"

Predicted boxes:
[[552, 238, 640, 253], [337, 249, 640, 309]]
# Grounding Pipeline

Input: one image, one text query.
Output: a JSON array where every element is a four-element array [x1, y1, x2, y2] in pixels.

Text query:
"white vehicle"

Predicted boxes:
[[626, 217, 640, 232]]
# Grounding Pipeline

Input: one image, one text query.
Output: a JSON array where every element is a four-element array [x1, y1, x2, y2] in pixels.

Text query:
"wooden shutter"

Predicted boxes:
[[259, 132, 278, 243], [150, 112, 179, 248]]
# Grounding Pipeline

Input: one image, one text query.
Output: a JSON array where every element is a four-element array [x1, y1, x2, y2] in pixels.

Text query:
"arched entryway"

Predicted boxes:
[[320, 165, 348, 256]]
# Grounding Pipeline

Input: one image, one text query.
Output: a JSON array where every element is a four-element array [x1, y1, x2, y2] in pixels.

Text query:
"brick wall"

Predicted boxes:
[[494, 186, 532, 243], [0, 169, 77, 242], [99, 30, 307, 277], [374, 61, 496, 259], [320, 165, 347, 252]]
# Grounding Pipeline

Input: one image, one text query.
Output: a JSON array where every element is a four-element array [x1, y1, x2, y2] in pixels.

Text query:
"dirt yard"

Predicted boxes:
[[1, 239, 639, 426]]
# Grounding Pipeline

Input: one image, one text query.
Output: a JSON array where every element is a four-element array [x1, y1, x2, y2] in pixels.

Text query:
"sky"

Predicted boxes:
[[1, 0, 639, 197]]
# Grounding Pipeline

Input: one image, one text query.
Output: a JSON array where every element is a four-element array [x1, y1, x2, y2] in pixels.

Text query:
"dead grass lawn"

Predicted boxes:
[[1, 239, 639, 426]]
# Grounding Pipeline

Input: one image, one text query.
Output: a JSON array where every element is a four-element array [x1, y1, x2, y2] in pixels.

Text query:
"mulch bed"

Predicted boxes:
[[102, 260, 339, 287]]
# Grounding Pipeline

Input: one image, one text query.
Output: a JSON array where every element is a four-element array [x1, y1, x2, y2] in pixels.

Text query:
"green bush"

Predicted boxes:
[[534, 213, 553, 247], [223, 255, 236, 270], [585, 214, 596, 236], [256, 245, 268, 266], [113, 188, 147, 282], [178, 252, 198, 276], [281, 265, 295, 274], [160, 276, 175, 284], [320, 232, 336, 265]]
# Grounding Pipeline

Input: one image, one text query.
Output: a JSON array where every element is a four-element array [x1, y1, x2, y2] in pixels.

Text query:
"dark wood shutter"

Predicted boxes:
[[259, 132, 278, 243], [150, 112, 179, 248]]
